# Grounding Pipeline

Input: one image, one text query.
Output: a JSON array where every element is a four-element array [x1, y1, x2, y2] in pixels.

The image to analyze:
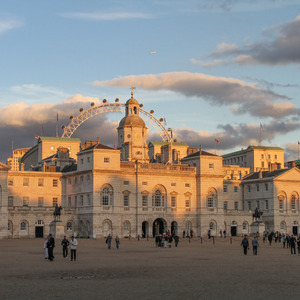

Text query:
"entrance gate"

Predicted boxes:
[[153, 218, 166, 237]]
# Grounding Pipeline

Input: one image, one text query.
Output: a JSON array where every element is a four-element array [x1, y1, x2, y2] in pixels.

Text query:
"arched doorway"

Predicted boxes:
[[171, 221, 178, 236], [35, 220, 44, 238], [231, 221, 237, 237], [293, 221, 298, 235], [153, 218, 167, 237], [142, 221, 149, 238]]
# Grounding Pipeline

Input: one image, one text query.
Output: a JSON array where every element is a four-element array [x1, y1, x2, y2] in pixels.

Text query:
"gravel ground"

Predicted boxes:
[[0, 237, 299, 300]]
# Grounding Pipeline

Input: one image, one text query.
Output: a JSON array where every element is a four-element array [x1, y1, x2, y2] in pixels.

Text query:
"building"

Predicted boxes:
[[6, 147, 31, 171], [0, 93, 299, 239]]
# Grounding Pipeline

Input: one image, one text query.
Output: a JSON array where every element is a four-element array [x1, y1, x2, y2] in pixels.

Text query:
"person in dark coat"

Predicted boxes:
[[105, 234, 112, 249], [47, 233, 55, 261], [290, 235, 296, 255], [241, 236, 249, 255], [174, 235, 179, 247], [61, 235, 69, 258]]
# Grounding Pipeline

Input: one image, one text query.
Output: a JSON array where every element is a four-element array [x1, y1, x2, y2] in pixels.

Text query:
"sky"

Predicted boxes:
[[0, 0, 300, 163]]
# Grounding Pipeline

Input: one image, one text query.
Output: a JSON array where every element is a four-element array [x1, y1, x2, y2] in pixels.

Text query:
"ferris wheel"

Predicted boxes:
[[61, 99, 173, 142]]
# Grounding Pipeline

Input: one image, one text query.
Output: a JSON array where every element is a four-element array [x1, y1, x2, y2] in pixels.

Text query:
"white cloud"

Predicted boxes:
[[92, 71, 293, 118], [0, 18, 23, 34], [59, 11, 153, 21]]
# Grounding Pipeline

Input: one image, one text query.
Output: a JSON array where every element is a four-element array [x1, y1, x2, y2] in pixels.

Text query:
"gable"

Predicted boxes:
[[274, 168, 300, 181]]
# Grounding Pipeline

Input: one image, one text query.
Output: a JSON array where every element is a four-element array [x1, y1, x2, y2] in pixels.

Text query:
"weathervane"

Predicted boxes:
[[130, 87, 136, 96]]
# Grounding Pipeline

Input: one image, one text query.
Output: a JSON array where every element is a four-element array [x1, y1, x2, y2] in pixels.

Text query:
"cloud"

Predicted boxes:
[[194, 14, 300, 66], [0, 18, 23, 34], [92, 71, 294, 118], [59, 11, 153, 21], [0, 95, 118, 162]]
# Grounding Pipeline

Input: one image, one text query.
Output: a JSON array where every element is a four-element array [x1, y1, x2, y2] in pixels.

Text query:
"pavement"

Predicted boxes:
[[0, 237, 299, 300]]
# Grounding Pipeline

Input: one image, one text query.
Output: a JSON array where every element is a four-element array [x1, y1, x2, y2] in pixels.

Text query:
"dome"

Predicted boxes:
[[126, 96, 139, 106], [118, 115, 146, 128]]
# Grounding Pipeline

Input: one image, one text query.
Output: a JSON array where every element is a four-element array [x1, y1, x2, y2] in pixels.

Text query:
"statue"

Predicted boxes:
[[53, 204, 63, 222], [252, 207, 263, 222]]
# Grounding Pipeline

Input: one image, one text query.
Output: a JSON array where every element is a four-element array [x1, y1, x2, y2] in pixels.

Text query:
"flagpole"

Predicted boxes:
[[298, 141, 299, 161], [260, 125, 262, 146], [215, 140, 216, 155]]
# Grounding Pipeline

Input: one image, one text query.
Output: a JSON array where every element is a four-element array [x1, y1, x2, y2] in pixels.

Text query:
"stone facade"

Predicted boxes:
[[0, 95, 300, 239]]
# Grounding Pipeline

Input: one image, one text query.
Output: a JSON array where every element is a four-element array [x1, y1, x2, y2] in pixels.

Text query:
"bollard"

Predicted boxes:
[[129, 235, 131, 241], [213, 236, 215, 244], [147, 234, 149, 241], [201, 237, 203, 244], [189, 236, 191, 243], [230, 237, 232, 244], [138, 235, 140, 241]]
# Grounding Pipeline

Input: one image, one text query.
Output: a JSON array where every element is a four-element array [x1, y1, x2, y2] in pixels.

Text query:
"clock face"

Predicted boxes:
[[127, 134, 131, 138]]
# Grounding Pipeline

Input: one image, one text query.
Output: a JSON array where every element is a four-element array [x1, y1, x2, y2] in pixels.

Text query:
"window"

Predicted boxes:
[[38, 197, 44, 207], [23, 197, 29, 206], [154, 190, 163, 207], [68, 178, 71, 185], [279, 198, 284, 210], [248, 186, 251, 192], [75, 177, 77, 184], [68, 196, 71, 207], [223, 201, 228, 210], [87, 194, 90, 206], [209, 222, 215, 230], [280, 222, 285, 230], [248, 201, 251, 210], [261, 161, 264, 168], [207, 193, 214, 208], [242, 222, 247, 230], [209, 163, 214, 169], [234, 201, 238, 210], [53, 179, 58, 187], [52, 198, 58, 207], [142, 182, 148, 186], [124, 221, 130, 231], [223, 185, 227, 193], [8, 179, 13, 186], [20, 222, 27, 231], [171, 183, 176, 187], [268, 154, 271, 159], [256, 184, 260, 192], [123, 181, 129, 186], [291, 196, 296, 210], [67, 222, 73, 231], [87, 157, 90, 163], [38, 178, 44, 187], [275, 155, 277, 159], [265, 200, 269, 210], [234, 186, 238, 193], [256, 201, 260, 209], [123, 195, 129, 207], [265, 184, 268, 191], [171, 196, 176, 208], [87, 175, 90, 182], [102, 186, 113, 206], [261, 154, 264, 159], [80, 159, 84, 164], [185, 183, 190, 187], [8, 196, 14, 206], [185, 198, 190, 208], [75, 196, 77, 207], [142, 195, 148, 207], [80, 176, 84, 183], [104, 157, 110, 163], [80, 195, 84, 206], [23, 178, 29, 186]]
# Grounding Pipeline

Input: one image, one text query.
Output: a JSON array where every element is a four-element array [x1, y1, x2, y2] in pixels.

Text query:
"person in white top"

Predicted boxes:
[[69, 236, 78, 261]]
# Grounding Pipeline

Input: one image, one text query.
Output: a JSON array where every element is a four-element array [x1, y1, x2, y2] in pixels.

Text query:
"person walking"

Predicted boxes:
[[61, 235, 69, 259], [297, 235, 300, 255], [47, 233, 55, 261], [115, 235, 120, 249], [174, 235, 179, 247], [252, 237, 260, 255], [106, 234, 112, 249], [241, 236, 249, 255], [43, 235, 49, 259], [290, 235, 296, 255], [282, 234, 286, 248], [168, 235, 173, 248], [69, 235, 78, 261]]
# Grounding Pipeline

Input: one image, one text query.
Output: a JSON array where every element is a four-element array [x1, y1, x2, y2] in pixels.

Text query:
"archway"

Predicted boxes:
[[142, 221, 149, 238], [171, 221, 178, 236], [153, 218, 167, 237]]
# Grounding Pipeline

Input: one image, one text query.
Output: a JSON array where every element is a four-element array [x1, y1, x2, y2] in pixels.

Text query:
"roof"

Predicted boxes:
[[243, 168, 290, 180], [39, 137, 81, 142], [119, 115, 146, 128], [183, 150, 218, 159], [222, 145, 284, 158], [148, 141, 189, 147], [80, 143, 116, 152], [61, 164, 77, 172]]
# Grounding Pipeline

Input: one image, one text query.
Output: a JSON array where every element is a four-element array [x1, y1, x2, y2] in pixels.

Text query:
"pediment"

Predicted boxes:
[[274, 168, 300, 181]]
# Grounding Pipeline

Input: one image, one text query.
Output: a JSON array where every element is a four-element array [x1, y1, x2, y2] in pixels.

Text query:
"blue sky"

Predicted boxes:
[[0, 0, 300, 162]]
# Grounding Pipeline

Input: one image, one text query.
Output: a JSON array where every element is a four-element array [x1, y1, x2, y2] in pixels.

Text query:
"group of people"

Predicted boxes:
[[155, 232, 180, 248], [105, 234, 120, 249], [43, 234, 78, 261], [241, 236, 260, 255]]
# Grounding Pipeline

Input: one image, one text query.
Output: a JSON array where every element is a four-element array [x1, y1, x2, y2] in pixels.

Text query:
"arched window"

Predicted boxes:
[[123, 221, 130, 231], [67, 222, 73, 231], [291, 195, 296, 210], [280, 221, 286, 231], [102, 185, 113, 206], [186, 221, 192, 231], [207, 189, 217, 208], [242, 222, 248, 230], [152, 185, 166, 208], [209, 222, 215, 230], [20, 222, 27, 231]]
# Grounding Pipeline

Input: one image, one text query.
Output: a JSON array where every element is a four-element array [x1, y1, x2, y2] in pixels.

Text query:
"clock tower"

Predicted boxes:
[[117, 92, 149, 162]]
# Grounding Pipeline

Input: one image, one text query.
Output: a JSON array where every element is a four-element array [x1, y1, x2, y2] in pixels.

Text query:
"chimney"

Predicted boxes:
[[292, 161, 296, 168], [199, 145, 202, 155], [259, 170, 262, 178], [43, 161, 46, 172], [21, 163, 25, 171], [97, 137, 100, 144]]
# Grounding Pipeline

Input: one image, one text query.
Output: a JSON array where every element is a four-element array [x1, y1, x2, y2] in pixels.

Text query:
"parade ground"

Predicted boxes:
[[0, 237, 299, 300]]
